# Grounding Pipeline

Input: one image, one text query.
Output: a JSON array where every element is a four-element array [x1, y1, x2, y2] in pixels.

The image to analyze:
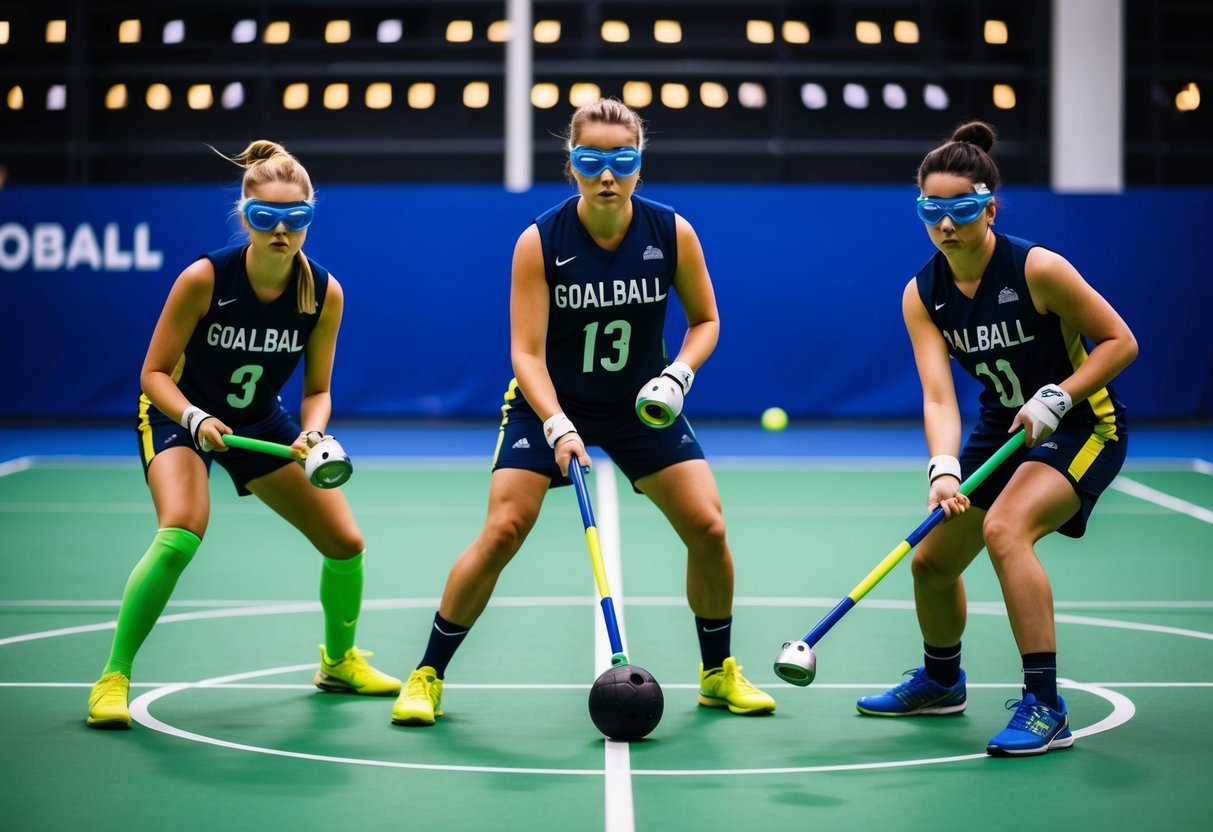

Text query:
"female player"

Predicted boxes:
[[391, 98, 775, 726], [856, 122, 1137, 756], [86, 140, 400, 729]]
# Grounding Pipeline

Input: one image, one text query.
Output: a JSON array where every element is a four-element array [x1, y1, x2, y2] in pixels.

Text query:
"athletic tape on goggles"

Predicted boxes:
[[569, 146, 642, 177], [243, 199, 315, 232], [915, 184, 993, 226]]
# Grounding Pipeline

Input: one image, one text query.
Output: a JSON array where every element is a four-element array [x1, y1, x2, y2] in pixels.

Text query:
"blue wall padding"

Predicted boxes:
[[1, 185, 1208, 420]]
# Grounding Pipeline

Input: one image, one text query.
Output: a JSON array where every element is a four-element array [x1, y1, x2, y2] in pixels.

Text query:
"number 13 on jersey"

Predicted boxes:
[[583, 320, 632, 372]]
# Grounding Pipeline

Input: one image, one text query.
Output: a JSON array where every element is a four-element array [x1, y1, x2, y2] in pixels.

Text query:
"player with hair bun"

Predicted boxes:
[[855, 121, 1138, 756], [390, 98, 775, 727], [86, 140, 399, 729]]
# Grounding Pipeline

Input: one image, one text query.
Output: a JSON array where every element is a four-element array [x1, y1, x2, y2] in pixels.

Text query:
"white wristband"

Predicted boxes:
[[180, 405, 215, 450], [928, 455, 962, 484], [662, 361, 694, 395], [1024, 384, 1072, 431], [543, 412, 577, 448]]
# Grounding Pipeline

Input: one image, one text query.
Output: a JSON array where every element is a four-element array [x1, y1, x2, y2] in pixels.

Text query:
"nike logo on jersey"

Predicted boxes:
[[218, 298, 238, 307], [555, 255, 577, 266], [935, 302, 946, 310], [701, 623, 731, 633]]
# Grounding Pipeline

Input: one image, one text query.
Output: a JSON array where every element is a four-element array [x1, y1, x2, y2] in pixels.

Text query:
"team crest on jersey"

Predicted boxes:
[[998, 287, 1019, 304], [642, 245, 664, 261]]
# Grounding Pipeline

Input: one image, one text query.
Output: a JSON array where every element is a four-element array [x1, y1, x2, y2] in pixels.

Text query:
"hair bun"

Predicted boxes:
[[950, 121, 997, 153], [242, 139, 285, 164]]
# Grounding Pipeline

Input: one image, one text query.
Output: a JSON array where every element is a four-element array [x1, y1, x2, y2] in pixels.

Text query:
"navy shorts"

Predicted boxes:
[[961, 420, 1127, 538], [136, 403, 301, 496], [492, 392, 706, 490]]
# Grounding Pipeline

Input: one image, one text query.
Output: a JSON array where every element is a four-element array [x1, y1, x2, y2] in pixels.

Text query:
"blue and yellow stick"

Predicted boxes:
[[774, 430, 1026, 686], [568, 463, 629, 668]]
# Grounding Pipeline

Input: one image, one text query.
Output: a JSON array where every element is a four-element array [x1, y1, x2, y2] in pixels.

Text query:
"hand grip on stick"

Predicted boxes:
[[222, 434, 354, 489]]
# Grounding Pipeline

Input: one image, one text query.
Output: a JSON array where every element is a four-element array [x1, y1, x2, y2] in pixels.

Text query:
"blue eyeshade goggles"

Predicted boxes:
[[915, 186, 993, 226], [243, 199, 315, 232], [569, 146, 642, 177]]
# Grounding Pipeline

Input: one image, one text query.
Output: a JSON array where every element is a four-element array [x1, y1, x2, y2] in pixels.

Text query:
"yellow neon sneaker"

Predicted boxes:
[[391, 666, 444, 726], [698, 657, 777, 715], [86, 671, 132, 729], [314, 646, 402, 696]]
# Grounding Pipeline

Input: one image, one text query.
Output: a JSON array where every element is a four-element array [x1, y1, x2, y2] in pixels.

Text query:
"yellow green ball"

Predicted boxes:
[[761, 407, 788, 432]]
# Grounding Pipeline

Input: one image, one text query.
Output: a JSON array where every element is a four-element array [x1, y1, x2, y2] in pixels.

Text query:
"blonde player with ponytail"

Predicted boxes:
[[86, 140, 399, 729]]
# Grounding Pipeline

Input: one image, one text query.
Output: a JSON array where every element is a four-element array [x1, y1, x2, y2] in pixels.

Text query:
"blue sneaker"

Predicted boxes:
[[986, 693, 1073, 757], [856, 667, 967, 716]]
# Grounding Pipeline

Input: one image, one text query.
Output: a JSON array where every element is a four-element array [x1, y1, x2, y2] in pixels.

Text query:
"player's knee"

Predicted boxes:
[[159, 517, 208, 542], [685, 510, 728, 552], [911, 549, 956, 586], [981, 512, 1018, 561], [327, 532, 365, 559], [310, 522, 364, 558], [479, 513, 530, 560]]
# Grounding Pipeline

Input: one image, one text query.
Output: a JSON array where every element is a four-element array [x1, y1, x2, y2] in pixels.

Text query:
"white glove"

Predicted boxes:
[[635, 362, 694, 429], [1017, 384, 1072, 445], [661, 361, 694, 395], [635, 375, 683, 428]]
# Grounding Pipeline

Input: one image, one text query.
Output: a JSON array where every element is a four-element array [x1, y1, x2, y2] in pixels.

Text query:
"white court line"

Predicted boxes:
[[117, 675, 1142, 777], [1061, 678, 1136, 740], [592, 463, 635, 832], [0, 457, 33, 478], [129, 682, 606, 777], [1112, 475, 1213, 524], [8, 601, 1208, 776], [4, 598, 1210, 651]]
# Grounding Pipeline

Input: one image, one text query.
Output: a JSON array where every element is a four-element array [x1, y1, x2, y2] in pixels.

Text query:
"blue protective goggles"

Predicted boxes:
[[916, 185, 993, 226], [569, 146, 642, 177], [242, 199, 315, 232]]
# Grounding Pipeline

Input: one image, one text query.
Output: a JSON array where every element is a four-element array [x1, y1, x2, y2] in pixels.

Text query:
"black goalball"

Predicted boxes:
[[587, 664, 664, 741]]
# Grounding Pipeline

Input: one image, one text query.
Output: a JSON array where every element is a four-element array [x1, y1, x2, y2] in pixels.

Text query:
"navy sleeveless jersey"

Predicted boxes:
[[529, 194, 679, 407], [914, 232, 1124, 432], [165, 244, 330, 424]]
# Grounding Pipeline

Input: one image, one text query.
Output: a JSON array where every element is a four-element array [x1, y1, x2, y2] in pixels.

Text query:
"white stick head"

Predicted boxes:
[[305, 436, 353, 488], [773, 640, 817, 686]]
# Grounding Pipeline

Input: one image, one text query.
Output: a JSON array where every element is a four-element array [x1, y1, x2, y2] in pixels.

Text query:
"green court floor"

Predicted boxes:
[[2, 456, 1211, 830]]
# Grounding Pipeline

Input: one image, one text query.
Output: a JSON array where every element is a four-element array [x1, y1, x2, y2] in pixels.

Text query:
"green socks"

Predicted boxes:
[[103, 527, 201, 677], [102, 534, 364, 675], [320, 552, 364, 659]]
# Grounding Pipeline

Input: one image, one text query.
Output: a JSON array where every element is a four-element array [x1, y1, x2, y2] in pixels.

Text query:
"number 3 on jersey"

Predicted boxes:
[[582, 320, 632, 372], [226, 364, 264, 408]]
